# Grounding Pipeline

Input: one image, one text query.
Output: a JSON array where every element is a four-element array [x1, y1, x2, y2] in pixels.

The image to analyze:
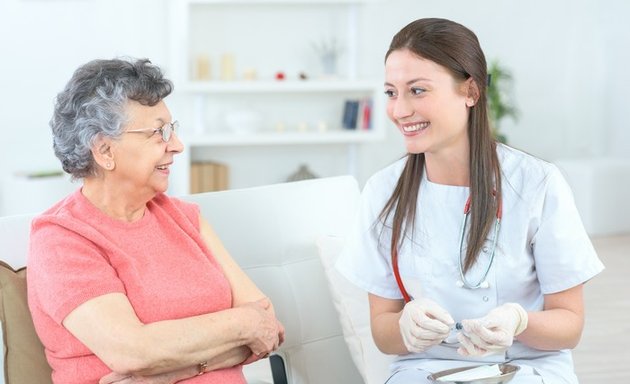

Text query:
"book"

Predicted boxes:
[[360, 98, 372, 130], [342, 98, 372, 130], [342, 100, 357, 129], [190, 161, 230, 193]]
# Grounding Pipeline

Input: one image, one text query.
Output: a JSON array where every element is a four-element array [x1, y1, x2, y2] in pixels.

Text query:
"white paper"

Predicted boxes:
[[437, 364, 502, 381]]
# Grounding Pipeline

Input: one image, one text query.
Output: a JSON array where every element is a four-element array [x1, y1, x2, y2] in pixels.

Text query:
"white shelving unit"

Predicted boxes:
[[168, 0, 384, 194], [183, 79, 378, 93], [184, 130, 381, 146]]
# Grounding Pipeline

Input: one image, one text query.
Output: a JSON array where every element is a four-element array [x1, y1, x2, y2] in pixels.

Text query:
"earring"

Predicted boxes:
[[105, 162, 112, 170]]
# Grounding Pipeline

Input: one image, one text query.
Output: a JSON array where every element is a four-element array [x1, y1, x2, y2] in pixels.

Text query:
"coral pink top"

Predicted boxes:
[[27, 189, 246, 384]]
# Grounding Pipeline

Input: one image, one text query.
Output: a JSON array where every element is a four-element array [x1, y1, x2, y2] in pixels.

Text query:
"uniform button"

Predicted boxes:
[[483, 296, 489, 302]]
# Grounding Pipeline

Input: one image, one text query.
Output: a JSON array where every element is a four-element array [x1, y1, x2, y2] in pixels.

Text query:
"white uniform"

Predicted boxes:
[[337, 144, 604, 384]]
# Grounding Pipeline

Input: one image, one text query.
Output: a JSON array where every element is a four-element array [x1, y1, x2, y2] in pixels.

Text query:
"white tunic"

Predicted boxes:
[[336, 144, 604, 383]]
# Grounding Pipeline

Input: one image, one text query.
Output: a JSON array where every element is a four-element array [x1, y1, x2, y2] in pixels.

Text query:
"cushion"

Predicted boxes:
[[0, 260, 52, 384], [316, 235, 394, 384]]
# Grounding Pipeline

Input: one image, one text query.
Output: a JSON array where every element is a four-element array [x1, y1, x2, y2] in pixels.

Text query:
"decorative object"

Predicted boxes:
[[194, 54, 211, 81], [297, 122, 308, 132], [487, 60, 518, 143], [286, 164, 318, 182], [275, 71, 286, 81], [220, 53, 235, 81], [242, 68, 257, 81], [312, 37, 343, 77], [274, 121, 286, 132], [299, 72, 308, 80], [223, 110, 263, 134]]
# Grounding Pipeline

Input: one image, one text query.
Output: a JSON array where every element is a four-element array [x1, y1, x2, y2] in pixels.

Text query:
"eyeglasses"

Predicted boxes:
[[125, 121, 179, 142]]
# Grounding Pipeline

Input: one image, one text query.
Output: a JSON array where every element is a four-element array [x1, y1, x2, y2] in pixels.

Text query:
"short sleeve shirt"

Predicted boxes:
[[27, 189, 245, 384]]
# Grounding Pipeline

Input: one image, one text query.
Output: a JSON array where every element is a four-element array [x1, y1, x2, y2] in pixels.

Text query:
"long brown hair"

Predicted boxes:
[[379, 18, 501, 273]]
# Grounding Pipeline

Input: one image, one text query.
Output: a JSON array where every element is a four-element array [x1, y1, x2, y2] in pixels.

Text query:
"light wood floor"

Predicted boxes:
[[573, 234, 630, 383]]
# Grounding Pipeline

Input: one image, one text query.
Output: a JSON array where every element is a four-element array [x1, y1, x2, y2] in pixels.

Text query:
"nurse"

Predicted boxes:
[[336, 18, 604, 383]]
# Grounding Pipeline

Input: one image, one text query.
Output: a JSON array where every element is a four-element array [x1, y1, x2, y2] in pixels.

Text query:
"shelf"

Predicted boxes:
[[185, 0, 370, 4], [167, 0, 385, 195], [183, 130, 384, 146], [183, 79, 382, 94]]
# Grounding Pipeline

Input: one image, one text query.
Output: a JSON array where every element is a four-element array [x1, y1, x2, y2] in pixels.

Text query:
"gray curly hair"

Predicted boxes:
[[51, 58, 173, 179]]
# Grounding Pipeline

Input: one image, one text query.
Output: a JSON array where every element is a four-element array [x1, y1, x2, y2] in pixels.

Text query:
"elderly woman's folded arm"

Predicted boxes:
[[62, 291, 273, 376]]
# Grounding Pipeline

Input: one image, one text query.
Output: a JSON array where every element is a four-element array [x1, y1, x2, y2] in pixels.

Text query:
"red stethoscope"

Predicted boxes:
[[392, 194, 503, 303]]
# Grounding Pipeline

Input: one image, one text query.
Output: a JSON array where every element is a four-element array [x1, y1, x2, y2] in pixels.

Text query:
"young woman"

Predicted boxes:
[[337, 18, 603, 383]]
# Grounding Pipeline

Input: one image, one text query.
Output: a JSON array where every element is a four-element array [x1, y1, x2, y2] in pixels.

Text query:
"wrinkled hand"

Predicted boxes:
[[240, 298, 284, 359], [241, 322, 285, 366], [399, 298, 455, 353], [458, 303, 528, 357]]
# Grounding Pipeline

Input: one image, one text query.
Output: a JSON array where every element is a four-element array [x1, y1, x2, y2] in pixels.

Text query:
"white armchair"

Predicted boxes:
[[182, 176, 367, 383], [0, 176, 391, 384]]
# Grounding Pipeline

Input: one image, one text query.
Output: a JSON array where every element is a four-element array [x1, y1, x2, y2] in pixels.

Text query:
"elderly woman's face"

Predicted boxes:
[[110, 100, 183, 196]]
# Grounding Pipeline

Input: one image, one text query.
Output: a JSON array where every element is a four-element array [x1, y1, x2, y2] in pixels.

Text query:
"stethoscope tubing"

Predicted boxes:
[[392, 194, 502, 302], [457, 215, 501, 289]]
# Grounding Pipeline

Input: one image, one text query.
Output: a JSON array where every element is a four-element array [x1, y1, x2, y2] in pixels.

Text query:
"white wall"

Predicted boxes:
[[358, 0, 623, 164], [1, 0, 629, 214], [600, 1, 630, 158], [0, 0, 171, 213]]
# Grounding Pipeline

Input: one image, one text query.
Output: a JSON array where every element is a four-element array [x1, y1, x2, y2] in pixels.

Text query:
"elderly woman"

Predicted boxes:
[[27, 58, 284, 384]]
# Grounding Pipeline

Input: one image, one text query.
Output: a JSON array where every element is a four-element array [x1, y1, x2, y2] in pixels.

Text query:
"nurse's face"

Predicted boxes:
[[384, 49, 474, 157]]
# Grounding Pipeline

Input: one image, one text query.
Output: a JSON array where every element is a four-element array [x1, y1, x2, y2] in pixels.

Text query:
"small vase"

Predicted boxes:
[[321, 53, 337, 77]]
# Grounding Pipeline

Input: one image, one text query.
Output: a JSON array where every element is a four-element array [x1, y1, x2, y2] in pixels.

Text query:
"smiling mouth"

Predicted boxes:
[[156, 164, 170, 170], [402, 122, 429, 132]]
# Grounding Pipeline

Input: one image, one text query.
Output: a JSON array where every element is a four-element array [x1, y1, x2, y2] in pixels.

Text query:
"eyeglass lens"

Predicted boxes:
[[161, 121, 178, 142]]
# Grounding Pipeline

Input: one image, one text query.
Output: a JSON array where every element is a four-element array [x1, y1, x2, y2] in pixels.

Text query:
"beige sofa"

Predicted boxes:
[[0, 176, 392, 384]]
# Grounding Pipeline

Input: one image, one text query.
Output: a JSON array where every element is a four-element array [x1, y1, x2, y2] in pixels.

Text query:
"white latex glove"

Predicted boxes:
[[399, 298, 455, 353], [457, 303, 528, 357]]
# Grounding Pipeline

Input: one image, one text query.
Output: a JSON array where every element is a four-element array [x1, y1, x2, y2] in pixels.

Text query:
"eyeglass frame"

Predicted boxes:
[[124, 120, 179, 142]]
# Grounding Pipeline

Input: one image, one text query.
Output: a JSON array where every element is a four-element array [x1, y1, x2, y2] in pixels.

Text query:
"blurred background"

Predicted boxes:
[[0, 1, 628, 381], [1, 0, 629, 236]]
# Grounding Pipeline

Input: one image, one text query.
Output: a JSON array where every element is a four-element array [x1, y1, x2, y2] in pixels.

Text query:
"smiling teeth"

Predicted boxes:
[[403, 122, 429, 132], [156, 165, 168, 170]]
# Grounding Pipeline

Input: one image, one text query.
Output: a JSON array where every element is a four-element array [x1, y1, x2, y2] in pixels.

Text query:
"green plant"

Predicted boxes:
[[487, 60, 518, 143]]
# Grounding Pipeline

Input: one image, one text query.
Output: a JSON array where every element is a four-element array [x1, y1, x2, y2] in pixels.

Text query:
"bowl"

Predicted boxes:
[[224, 110, 263, 134], [427, 363, 520, 384]]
